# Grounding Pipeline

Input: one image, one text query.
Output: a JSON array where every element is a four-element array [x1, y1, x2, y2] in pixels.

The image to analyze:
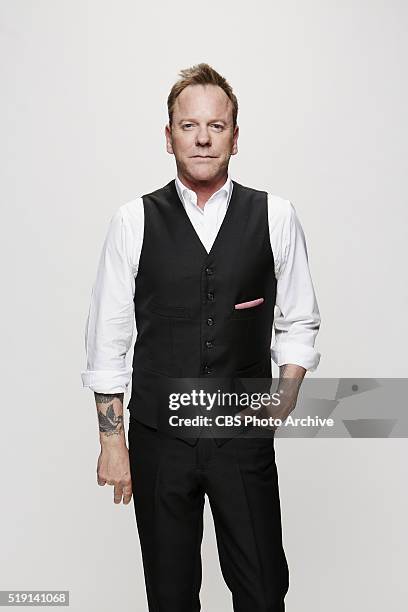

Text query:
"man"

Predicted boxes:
[[81, 63, 321, 611]]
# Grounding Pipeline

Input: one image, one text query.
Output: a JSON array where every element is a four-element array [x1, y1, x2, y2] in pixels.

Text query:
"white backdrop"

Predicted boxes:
[[1, 1, 407, 610]]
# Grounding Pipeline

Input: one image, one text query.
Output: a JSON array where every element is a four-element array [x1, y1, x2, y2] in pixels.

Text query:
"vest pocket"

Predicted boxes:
[[229, 299, 266, 320], [150, 300, 192, 319]]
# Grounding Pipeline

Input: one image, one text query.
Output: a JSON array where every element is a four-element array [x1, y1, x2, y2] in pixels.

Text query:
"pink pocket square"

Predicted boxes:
[[234, 297, 264, 310]]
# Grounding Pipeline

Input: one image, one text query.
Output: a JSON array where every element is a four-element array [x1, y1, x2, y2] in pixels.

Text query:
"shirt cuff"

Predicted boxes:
[[80, 369, 132, 394], [271, 342, 321, 372]]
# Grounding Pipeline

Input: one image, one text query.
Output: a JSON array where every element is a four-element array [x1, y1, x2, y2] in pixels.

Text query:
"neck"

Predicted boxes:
[[177, 171, 228, 209]]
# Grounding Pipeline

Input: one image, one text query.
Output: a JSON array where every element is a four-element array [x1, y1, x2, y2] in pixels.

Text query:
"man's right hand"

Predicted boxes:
[[97, 440, 133, 504], [94, 391, 132, 504]]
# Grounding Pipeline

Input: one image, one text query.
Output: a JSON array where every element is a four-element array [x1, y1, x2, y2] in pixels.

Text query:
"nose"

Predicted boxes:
[[195, 127, 211, 146]]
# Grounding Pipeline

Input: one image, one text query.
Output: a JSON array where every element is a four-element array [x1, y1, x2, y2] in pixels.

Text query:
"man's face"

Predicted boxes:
[[165, 84, 239, 184]]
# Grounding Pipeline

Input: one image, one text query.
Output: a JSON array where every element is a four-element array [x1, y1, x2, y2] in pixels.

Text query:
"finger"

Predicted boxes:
[[113, 484, 123, 504], [122, 487, 133, 504], [97, 475, 106, 486]]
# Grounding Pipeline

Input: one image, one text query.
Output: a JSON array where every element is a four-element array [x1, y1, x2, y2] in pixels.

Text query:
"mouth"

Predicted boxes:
[[191, 155, 217, 159]]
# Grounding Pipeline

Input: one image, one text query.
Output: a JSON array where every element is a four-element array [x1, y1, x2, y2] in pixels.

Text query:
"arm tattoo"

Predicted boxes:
[[95, 393, 124, 436], [94, 393, 124, 404], [279, 365, 290, 377]]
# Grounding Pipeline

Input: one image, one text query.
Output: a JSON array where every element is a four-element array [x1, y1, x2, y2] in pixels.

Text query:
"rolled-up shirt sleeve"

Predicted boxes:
[[269, 197, 321, 371], [81, 203, 141, 393]]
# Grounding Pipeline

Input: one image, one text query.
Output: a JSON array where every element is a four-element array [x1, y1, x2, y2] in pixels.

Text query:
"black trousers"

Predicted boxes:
[[128, 418, 289, 612]]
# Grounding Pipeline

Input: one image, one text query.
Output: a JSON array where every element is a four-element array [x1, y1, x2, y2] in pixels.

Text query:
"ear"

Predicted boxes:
[[165, 124, 174, 154], [231, 124, 239, 155]]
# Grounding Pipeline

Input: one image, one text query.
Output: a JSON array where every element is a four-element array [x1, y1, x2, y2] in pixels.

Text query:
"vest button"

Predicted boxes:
[[205, 267, 213, 275], [206, 317, 214, 326], [205, 340, 214, 349], [207, 292, 214, 301]]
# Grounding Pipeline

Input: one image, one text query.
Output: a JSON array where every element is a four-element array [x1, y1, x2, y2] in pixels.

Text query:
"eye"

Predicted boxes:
[[182, 123, 194, 129], [211, 124, 224, 130]]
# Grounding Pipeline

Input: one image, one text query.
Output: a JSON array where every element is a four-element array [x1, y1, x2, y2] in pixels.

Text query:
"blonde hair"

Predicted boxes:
[[167, 63, 238, 128]]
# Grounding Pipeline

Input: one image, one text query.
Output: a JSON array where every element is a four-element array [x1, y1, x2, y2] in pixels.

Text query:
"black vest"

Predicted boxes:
[[127, 179, 277, 444]]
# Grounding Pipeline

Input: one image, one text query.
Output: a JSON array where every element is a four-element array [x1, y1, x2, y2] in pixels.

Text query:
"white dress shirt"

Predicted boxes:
[[81, 174, 321, 394]]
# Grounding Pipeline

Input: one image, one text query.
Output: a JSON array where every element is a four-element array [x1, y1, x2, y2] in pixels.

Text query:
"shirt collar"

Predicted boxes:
[[175, 173, 233, 209]]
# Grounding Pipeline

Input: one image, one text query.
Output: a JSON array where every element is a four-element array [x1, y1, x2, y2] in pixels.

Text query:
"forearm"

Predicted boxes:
[[94, 392, 126, 447], [278, 363, 306, 383], [276, 364, 306, 416]]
